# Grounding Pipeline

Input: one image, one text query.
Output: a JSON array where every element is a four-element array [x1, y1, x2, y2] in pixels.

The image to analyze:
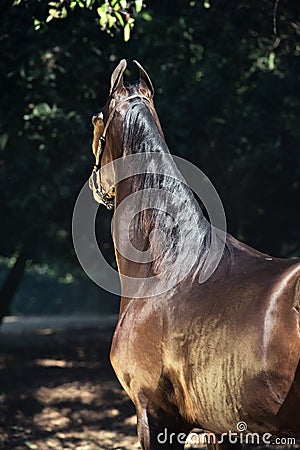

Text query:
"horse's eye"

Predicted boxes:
[[92, 112, 104, 126]]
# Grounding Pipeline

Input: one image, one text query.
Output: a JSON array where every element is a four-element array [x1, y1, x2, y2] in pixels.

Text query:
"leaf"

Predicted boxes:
[[268, 51, 275, 71], [33, 103, 52, 117], [135, 0, 143, 13], [124, 21, 132, 42], [48, 6, 67, 19], [70, 0, 85, 8], [141, 11, 152, 21], [46, 14, 54, 23], [97, 5, 108, 27], [0, 134, 9, 150], [115, 11, 124, 27], [33, 18, 42, 31], [108, 14, 116, 28]]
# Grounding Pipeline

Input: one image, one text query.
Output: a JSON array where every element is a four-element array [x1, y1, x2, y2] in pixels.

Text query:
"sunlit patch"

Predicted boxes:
[[35, 384, 97, 405], [34, 408, 70, 431], [107, 407, 120, 417], [124, 414, 137, 426], [35, 359, 73, 368], [36, 328, 54, 336]]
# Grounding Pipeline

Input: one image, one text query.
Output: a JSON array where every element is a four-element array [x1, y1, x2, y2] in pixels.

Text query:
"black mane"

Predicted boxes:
[[121, 95, 215, 281]]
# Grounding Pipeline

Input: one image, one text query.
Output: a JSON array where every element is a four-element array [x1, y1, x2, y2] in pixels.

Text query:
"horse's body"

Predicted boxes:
[[111, 239, 300, 441], [90, 60, 300, 449]]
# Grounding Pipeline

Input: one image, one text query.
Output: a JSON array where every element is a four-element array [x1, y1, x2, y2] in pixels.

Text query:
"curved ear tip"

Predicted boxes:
[[119, 59, 127, 67], [133, 59, 141, 68], [133, 60, 154, 95]]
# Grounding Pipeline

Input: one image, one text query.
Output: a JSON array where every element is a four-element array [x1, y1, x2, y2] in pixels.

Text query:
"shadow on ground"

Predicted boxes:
[[0, 317, 139, 450], [0, 317, 299, 450]]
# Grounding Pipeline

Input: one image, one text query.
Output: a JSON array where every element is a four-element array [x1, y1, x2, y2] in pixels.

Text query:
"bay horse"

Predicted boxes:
[[89, 59, 300, 449]]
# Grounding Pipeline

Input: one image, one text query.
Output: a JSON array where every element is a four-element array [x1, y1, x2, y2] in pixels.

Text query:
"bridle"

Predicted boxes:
[[90, 94, 151, 210]]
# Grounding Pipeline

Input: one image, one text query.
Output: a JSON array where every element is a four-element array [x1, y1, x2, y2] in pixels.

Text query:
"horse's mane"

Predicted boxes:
[[121, 91, 221, 283]]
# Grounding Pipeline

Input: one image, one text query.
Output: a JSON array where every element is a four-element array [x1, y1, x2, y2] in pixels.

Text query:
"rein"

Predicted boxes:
[[91, 94, 150, 210]]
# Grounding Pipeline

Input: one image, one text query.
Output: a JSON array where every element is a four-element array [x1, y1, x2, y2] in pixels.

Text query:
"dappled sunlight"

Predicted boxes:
[[35, 358, 101, 369], [0, 322, 299, 450], [36, 328, 55, 336], [0, 322, 139, 449], [35, 383, 98, 405], [35, 359, 74, 368], [32, 382, 141, 449], [34, 407, 71, 431]]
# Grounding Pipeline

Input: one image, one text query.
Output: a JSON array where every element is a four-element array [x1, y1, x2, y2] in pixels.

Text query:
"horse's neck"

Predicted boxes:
[[113, 149, 210, 300], [111, 101, 211, 298]]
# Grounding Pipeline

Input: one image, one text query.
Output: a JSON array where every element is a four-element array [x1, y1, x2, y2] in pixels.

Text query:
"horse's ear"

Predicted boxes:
[[110, 59, 127, 95], [133, 60, 154, 97]]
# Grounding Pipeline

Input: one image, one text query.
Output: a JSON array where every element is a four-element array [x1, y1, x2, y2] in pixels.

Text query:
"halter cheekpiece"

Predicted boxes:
[[91, 94, 151, 210]]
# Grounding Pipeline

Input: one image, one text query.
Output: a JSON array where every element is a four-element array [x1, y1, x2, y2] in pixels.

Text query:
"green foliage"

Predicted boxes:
[[127, 0, 300, 257], [14, 0, 145, 41], [1, 0, 300, 314]]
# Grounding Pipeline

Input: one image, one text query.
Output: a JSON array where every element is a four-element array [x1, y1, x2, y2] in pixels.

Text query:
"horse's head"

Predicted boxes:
[[89, 59, 159, 209]]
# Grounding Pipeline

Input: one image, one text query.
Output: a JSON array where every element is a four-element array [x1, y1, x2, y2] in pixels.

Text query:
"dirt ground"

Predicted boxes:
[[0, 317, 299, 450], [0, 317, 140, 450]]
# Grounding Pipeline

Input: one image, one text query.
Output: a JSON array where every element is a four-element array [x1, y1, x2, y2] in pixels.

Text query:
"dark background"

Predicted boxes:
[[1, 0, 300, 319]]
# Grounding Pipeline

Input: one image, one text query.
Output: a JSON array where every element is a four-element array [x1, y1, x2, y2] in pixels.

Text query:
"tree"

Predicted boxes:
[[0, 0, 137, 319], [1, 0, 299, 320], [13, 0, 145, 41], [122, 0, 300, 255]]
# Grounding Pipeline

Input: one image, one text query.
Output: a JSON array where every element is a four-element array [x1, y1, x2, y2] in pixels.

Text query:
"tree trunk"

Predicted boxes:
[[0, 251, 27, 323]]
